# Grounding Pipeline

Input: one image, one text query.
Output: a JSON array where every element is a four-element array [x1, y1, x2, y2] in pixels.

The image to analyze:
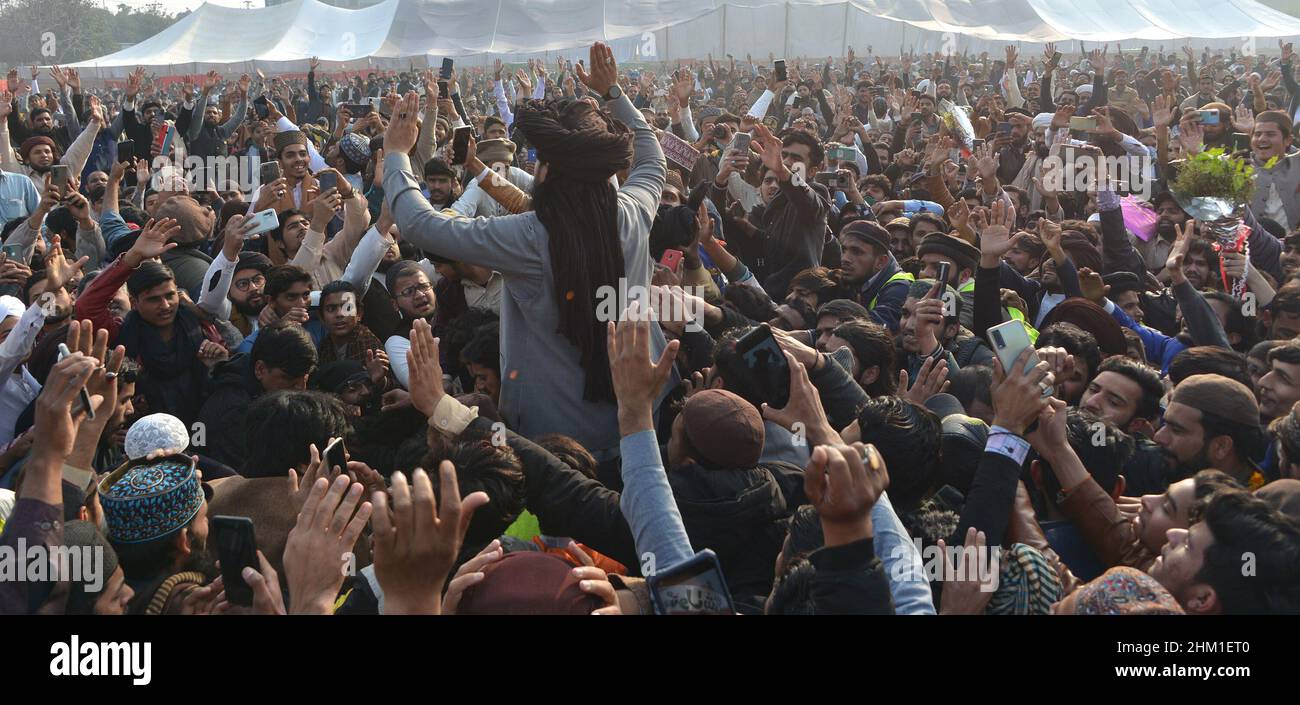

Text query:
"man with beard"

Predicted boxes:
[[838, 221, 911, 332], [382, 261, 437, 390], [1155, 374, 1267, 489], [1257, 341, 1300, 425], [196, 213, 272, 338], [0, 93, 103, 193], [180, 71, 250, 160], [423, 157, 459, 209], [98, 454, 213, 615]]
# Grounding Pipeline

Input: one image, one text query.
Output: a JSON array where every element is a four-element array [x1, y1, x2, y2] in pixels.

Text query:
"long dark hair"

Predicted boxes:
[[517, 99, 633, 404]]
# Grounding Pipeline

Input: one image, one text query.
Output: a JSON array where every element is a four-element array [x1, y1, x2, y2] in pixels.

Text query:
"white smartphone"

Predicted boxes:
[[309, 290, 321, 308], [243, 208, 280, 238], [986, 319, 1053, 398]]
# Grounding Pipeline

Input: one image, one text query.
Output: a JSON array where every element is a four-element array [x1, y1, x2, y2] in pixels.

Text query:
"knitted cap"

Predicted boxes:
[[1170, 374, 1260, 427], [273, 130, 308, 153]]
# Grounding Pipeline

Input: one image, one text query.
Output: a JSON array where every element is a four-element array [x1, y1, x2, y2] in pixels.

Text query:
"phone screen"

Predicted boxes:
[[774, 59, 787, 82], [117, 140, 136, 163], [213, 516, 258, 607], [440, 58, 454, 80], [734, 325, 791, 409], [649, 550, 735, 615], [259, 161, 281, 186]]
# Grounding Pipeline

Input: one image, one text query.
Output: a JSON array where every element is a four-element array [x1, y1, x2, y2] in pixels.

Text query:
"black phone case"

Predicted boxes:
[[214, 517, 258, 607]]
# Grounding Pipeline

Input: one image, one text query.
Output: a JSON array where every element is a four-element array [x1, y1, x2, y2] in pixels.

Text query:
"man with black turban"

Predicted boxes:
[[379, 42, 671, 459]]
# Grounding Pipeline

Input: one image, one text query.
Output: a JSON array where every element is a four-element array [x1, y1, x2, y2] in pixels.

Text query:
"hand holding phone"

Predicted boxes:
[[659, 249, 684, 274], [647, 549, 736, 615], [986, 320, 1052, 399], [56, 343, 95, 420], [213, 516, 259, 607]]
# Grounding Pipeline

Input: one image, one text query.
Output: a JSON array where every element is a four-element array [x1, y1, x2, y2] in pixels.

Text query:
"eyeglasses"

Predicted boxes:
[[397, 282, 433, 299], [234, 274, 265, 292]]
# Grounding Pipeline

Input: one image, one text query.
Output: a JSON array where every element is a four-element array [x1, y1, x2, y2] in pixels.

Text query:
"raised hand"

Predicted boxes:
[[404, 318, 445, 417], [936, 527, 996, 615], [607, 300, 679, 435], [761, 350, 839, 447], [370, 462, 489, 614], [990, 347, 1053, 435], [382, 91, 420, 154], [574, 42, 617, 96], [124, 217, 181, 267], [804, 443, 888, 547], [1166, 219, 1196, 285], [283, 474, 372, 614]]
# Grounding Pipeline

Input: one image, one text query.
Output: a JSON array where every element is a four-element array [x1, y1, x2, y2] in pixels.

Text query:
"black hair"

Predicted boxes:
[[1095, 356, 1164, 422], [909, 212, 948, 236], [855, 397, 942, 511], [947, 364, 993, 413], [1168, 346, 1251, 388], [815, 298, 869, 324], [1193, 489, 1300, 615], [319, 279, 358, 303], [1036, 322, 1101, 384], [831, 319, 897, 395], [242, 390, 350, 477], [426, 437, 525, 555], [263, 264, 312, 300], [534, 434, 598, 482], [1267, 338, 1300, 367], [250, 321, 317, 378], [789, 267, 850, 308], [460, 323, 500, 374], [1197, 409, 1267, 465], [782, 129, 825, 169], [126, 260, 176, 299], [112, 531, 188, 583], [269, 208, 304, 243], [384, 260, 425, 298], [1037, 409, 1135, 506]]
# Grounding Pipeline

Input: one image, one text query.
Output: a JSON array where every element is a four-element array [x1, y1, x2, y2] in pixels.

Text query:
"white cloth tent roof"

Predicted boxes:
[[69, 0, 1300, 75]]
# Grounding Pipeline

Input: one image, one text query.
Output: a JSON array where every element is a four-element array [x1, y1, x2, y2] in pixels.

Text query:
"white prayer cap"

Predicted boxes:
[[125, 413, 191, 460]]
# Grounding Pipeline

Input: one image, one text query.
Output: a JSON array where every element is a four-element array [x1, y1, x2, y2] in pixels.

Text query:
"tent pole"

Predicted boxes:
[[721, 5, 727, 58], [784, 2, 789, 59], [842, 2, 850, 58]]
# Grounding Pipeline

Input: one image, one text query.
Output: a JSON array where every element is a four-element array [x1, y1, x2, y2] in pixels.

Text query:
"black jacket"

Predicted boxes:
[[807, 538, 895, 614], [193, 354, 263, 470]]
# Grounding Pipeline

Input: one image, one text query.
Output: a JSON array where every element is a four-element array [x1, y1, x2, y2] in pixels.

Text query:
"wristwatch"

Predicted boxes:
[[603, 84, 623, 101]]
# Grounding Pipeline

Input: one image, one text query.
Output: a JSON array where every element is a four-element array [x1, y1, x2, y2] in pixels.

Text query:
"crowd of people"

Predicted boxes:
[[1, 36, 1300, 616]]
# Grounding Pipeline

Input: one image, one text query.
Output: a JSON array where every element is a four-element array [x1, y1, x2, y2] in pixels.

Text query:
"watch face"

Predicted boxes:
[[608, 85, 622, 99]]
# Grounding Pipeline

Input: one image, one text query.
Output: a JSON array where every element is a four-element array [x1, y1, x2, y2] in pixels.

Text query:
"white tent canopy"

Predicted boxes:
[[68, 0, 1300, 77]]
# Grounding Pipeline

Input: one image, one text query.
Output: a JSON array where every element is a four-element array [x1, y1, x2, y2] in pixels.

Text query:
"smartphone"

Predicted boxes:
[[1051, 51, 1063, 64], [909, 111, 923, 123], [727, 131, 752, 157], [1, 243, 24, 260], [451, 125, 474, 165], [439, 57, 454, 80], [116, 139, 136, 163], [828, 145, 856, 163], [259, 160, 281, 186], [1231, 132, 1251, 151], [997, 121, 1012, 135], [1195, 109, 1220, 125], [526, 147, 537, 162], [56, 343, 95, 419], [773, 59, 787, 82], [309, 290, 322, 309], [986, 319, 1052, 398], [253, 95, 270, 120], [659, 248, 684, 274], [730, 324, 791, 409], [934, 261, 950, 290], [1069, 116, 1097, 131], [316, 170, 337, 194], [972, 138, 985, 148], [213, 516, 258, 607], [647, 549, 736, 615], [344, 102, 373, 118], [51, 165, 71, 198], [813, 171, 841, 189], [242, 208, 280, 238]]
